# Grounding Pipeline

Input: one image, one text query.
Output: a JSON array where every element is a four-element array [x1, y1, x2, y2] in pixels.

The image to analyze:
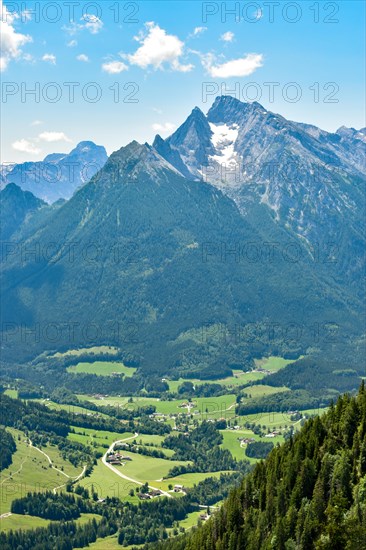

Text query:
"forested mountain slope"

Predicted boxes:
[[151, 384, 366, 549]]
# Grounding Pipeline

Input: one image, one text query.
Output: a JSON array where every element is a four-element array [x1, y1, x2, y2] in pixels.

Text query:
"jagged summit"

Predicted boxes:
[[207, 95, 267, 123], [104, 140, 183, 184], [152, 96, 366, 289]]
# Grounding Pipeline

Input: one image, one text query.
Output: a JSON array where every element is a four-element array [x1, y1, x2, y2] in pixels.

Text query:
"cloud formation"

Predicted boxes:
[[127, 22, 193, 72], [220, 31, 234, 42], [76, 54, 89, 62], [12, 139, 41, 155], [193, 27, 207, 36], [38, 131, 72, 143], [0, 0, 32, 71], [42, 53, 56, 65], [83, 14, 103, 34], [64, 14, 103, 36], [201, 53, 263, 77], [102, 60, 128, 74]]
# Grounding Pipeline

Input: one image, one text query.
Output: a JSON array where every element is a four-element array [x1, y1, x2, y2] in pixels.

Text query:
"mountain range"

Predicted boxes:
[[1, 141, 107, 203], [1, 97, 365, 389], [154, 96, 366, 289]]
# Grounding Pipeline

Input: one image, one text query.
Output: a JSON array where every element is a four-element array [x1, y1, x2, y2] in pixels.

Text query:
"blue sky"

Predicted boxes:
[[1, 0, 365, 163]]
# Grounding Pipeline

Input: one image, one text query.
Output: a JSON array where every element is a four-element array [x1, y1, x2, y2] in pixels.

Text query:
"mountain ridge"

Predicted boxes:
[[2, 141, 108, 203], [1, 136, 361, 376]]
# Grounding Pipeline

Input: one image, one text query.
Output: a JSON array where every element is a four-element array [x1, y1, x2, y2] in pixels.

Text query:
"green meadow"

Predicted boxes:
[[0, 513, 102, 533], [3, 389, 18, 399], [79, 394, 237, 419], [254, 356, 300, 372], [33, 398, 110, 417], [166, 356, 299, 392], [68, 428, 134, 453], [219, 429, 284, 464], [0, 429, 84, 515], [83, 534, 121, 549], [242, 385, 289, 399], [67, 361, 137, 377]]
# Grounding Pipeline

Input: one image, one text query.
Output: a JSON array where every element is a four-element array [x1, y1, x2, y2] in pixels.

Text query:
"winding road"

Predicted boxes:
[[102, 433, 172, 498]]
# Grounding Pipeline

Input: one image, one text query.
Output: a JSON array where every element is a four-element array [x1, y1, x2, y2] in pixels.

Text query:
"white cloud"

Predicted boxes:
[[0, 0, 32, 71], [67, 39, 78, 47], [220, 31, 234, 42], [42, 53, 56, 65], [76, 54, 89, 62], [152, 122, 176, 133], [127, 22, 194, 72], [82, 14, 103, 34], [64, 14, 103, 36], [102, 60, 128, 74], [202, 53, 263, 77], [193, 26, 207, 36], [171, 59, 194, 72], [153, 107, 163, 114], [21, 10, 33, 22], [22, 53, 34, 63], [31, 120, 43, 126], [12, 139, 41, 155], [38, 131, 72, 143]]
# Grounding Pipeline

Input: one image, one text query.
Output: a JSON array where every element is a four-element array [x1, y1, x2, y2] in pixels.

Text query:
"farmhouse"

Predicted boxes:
[[138, 493, 151, 500], [106, 457, 121, 465], [239, 437, 255, 444], [149, 489, 163, 497]]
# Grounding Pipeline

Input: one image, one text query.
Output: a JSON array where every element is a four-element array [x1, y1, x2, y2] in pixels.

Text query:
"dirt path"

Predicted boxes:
[[30, 442, 70, 478], [52, 465, 87, 495], [29, 439, 87, 494]]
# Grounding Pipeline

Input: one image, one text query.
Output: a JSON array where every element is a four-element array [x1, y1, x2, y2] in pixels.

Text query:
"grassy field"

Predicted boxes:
[[241, 411, 302, 429], [0, 429, 83, 515], [243, 385, 289, 399], [0, 512, 102, 533], [167, 370, 266, 392], [67, 361, 137, 377], [41, 444, 81, 478], [83, 534, 121, 549], [220, 429, 284, 463], [76, 450, 229, 500], [33, 398, 110, 418], [102, 451, 189, 486], [77, 459, 139, 501], [3, 389, 18, 399], [50, 346, 120, 358], [68, 428, 133, 453], [79, 394, 237, 420], [166, 356, 300, 393], [254, 356, 301, 372]]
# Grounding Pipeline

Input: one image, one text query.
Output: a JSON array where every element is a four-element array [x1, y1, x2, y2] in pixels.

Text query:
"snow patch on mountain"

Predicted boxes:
[[208, 122, 239, 168]]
